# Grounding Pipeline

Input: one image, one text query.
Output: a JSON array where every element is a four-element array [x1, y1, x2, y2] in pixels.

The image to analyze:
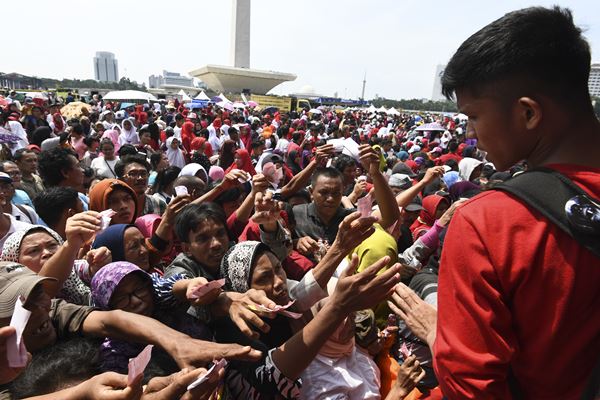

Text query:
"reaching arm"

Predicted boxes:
[[394, 166, 445, 210], [280, 143, 334, 199], [272, 254, 402, 379], [38, 212, 101, 298], [191, 169, 248, 205]]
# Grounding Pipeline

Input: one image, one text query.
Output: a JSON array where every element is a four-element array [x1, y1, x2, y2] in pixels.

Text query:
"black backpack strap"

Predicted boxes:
[[494, 167, 600, 259], [14, 204, 34, 224]]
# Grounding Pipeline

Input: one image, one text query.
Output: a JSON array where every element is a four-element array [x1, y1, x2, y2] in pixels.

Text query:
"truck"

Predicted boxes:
[[245, 94, 312, 113]]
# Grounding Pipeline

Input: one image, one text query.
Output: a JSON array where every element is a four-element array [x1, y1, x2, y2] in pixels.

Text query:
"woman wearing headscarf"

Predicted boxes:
[[90, 261, 209, 373], [180, 121, 195, 153], [1, 225, 110, 305], [285, 150, 302, 175], [191, 136, 213, 158], [409, 194, 450, 240], [215, 240, 400, 400], [225, 148, 256, 176], [458, 157, 483, 182], [219, 139, 237, 170], [165, 136, 186, 169], [101, 128, 121, 153], [118, 118, 140, 146]]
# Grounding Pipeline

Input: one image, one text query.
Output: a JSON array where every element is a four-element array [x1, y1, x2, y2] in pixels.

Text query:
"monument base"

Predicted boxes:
[[189, 64, 296, 95]]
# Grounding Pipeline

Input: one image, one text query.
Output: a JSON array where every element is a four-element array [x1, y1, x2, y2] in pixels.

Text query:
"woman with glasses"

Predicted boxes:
[[90, 261, 212, 374]]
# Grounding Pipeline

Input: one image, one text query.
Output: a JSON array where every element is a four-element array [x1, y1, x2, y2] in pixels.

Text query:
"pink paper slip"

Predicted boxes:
[[400, 342, 414, 359], [99, 209, 116, 231], [357, 194, 372, 218], [257, 300, 303, 319], [174, 185, 189, 196], [127, 344, 153, 385], [189, 279, 225, 299], [7, 298, 31, 368], [187, 359, 228, 390]]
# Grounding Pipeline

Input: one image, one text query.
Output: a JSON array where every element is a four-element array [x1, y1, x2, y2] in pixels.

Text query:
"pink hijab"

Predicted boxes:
[[101, 129, 121, 152]]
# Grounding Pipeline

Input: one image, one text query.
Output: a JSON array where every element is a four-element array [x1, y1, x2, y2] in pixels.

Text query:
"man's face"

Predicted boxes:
[[32, 108, 42, 119], [456, 88, 533, 171], [17, 152, 37, 175], [107, 188, 136, 224], [122, 163, 149, 195], [311, 176, 343, 220], [3, 163, 21, 185], [23, 285, 57, 352], [186, 219, 229, 273], [63, 155, 84, 191], [0, 181, 13, 205]]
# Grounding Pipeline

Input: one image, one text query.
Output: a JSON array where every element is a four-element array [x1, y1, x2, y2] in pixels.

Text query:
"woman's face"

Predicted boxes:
[[109, 273, 154, 316], [170, 139, 179, 149], [123, 227, 150, 271], [234, 153, 243, 168], [123, 120, 132, 130], [141, 132, 151, 145], [18, 231, 60, 272], [107, 189, 136, 224], [250, 251, 289, 306], [101, 143, 115, 159], [435, 200, 450, 220]]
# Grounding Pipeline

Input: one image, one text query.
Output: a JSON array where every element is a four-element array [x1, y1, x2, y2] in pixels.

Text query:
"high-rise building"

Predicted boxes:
[[431, 64, 446, 101], [588, 63, 600, 97], [148, 70, 194, 88], [94, 52, 119, 83]]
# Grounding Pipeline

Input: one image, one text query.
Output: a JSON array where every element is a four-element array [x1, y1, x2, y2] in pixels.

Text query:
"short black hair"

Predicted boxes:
[[115, 154, 151, 178], [175, 202, 227, 243], [152, 165, 181, 194], [33, 187, 79, 227], [310, 167, 344, 187], [10, 338, 102, 398], [37, 147, 78, 187], [441, 6, 591, 108], [332, 154, 356, 173], [30, 126, 52, 146], [117, 144, 138, 157]]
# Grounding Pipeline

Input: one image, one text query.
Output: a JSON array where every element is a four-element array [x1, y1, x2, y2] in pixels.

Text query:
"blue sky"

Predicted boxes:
[[4, 0, 600, 99]]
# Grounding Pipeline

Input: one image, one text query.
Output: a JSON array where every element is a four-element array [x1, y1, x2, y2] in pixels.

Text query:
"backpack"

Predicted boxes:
[[494, 167, 600, 258], [494, 167, 600, 399]]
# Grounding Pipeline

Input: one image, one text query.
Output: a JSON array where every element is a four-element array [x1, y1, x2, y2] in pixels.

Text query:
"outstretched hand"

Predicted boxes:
[[388, 283, 437, 348]]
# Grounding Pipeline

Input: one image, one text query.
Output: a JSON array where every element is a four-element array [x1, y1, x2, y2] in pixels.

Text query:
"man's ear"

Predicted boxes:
[[517, 97, 542, 130], [66, 208, 77, 218]]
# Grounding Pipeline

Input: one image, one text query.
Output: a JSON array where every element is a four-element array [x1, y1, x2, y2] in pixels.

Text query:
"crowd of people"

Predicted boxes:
[[0, 5, 598, 400]]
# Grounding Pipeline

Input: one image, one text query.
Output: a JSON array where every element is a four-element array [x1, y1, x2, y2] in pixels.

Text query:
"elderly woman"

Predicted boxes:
[[1, 223, 111, 305], [214, 240, 402, 399]]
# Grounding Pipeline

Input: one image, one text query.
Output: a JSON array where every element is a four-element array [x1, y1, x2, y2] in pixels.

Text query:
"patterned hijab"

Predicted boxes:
[[220, 241, 268, 293], [1, 225, 63, 263], [91, 261, 151, 310]]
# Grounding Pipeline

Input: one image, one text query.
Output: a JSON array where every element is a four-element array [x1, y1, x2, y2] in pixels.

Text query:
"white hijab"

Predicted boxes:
[[458, 157, 483, 182], [119, 118, 139, 145], [166, 137, 186, 169]]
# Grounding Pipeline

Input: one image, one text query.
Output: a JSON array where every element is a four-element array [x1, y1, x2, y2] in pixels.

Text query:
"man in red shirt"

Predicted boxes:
[[437, 140, 462, 165], [433, 6, 600, 399]]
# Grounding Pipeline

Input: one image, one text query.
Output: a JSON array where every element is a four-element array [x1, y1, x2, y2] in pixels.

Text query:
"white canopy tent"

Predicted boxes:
[[194, 91, 211, 101], [386, 107, 400, 116]]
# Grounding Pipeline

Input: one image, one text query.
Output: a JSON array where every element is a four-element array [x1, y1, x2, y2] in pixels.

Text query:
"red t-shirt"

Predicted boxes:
[[434, 164, 600, 399]]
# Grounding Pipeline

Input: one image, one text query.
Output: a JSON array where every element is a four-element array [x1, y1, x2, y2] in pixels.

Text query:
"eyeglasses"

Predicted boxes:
[[124, 171, 149, 179], [111, 285, 152, 309], [6, 171, 21, 177]]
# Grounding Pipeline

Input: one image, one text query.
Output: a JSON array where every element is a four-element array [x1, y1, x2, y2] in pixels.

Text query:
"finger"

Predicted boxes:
[[226, 345, 262, 361], [395, 283, 421, 307], [0, 326, 16, 341], [403, 354, 416, 366], [247, 290, 277, 310], [231, 312, 260, 340], [340, 211, 362, 228], [75, 221, 103, 232], [98, 371, 129, 388], [339, 253, 359, 280], [387, 300, 409, 321], [356, 255, 391, 281], [390, 291, 412, 315], [415, 368, 426, 382], [73, 214, 102, 225]]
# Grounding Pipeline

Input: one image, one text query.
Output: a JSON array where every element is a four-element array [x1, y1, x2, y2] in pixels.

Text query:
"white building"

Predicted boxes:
[[149, 70, 194, 88], [94, 52, 119, 83], [588, 63, 600, 97]]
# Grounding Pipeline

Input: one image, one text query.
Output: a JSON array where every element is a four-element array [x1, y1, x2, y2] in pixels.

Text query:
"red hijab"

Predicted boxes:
[[226, 148, 256, 176], [180, 121, 195, 152], [410, 195, 449, 239], [191, 136, 212, 157]]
